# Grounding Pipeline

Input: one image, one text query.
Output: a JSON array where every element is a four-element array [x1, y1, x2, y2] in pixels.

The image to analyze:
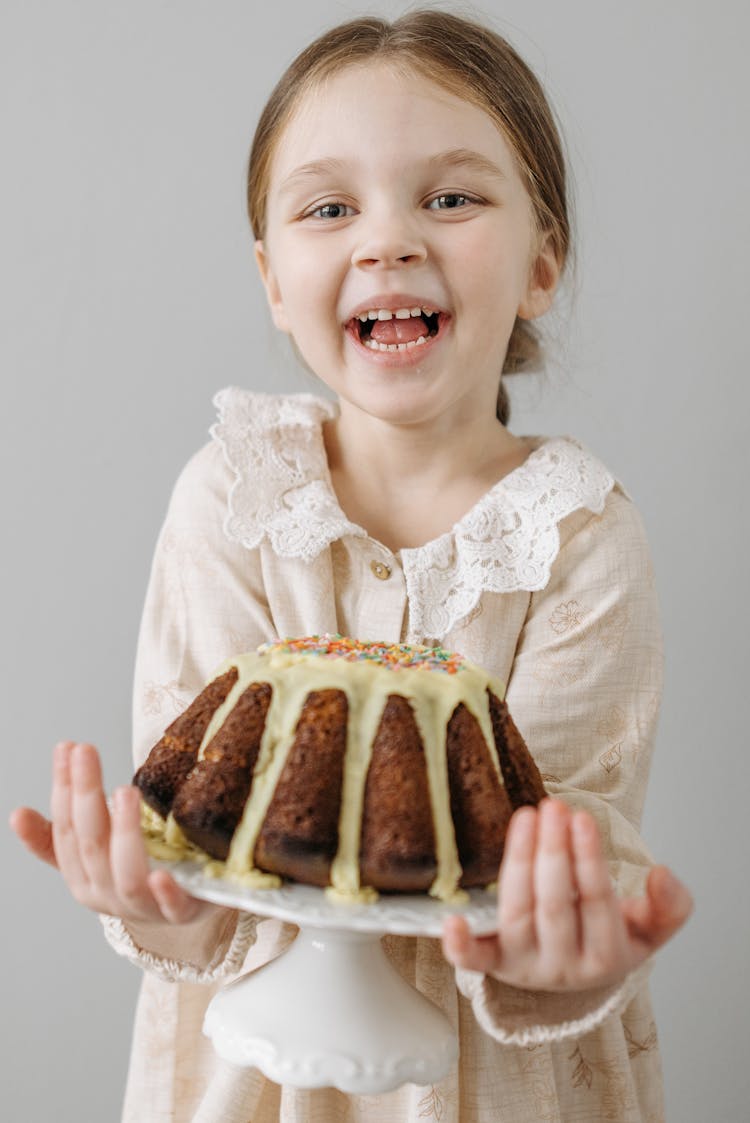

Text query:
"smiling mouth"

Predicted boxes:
[[346, 308, 443, 353]]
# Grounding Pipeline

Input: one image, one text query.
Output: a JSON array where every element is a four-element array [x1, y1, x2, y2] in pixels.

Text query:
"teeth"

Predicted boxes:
[[360, 306, 435, 321], [365, 336, 429, 352]]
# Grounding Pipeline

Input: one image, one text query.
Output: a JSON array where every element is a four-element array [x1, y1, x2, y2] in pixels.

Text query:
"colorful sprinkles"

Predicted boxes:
[[262, 635, 466, 674]]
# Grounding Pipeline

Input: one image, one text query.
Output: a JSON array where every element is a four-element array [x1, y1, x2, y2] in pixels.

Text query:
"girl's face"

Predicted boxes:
[[256, 63, 559, 430]]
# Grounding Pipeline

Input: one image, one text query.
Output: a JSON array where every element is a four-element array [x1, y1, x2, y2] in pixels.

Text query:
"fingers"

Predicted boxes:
[[441, 915, 502, 974], [51, 742, 90, 895], [572, 810, 627, 978], [15, 741, 208, 928], [71, 743, 114, 896], [148, 869, 203, 924], [49, 743, 157, 921], [109, 786, 202, 923], [647, 866, 693, 938], [9, 807, 58, 867], [491, 800, 624, 988], [534, 800, 579, 971], [443, 800, 693, 990], [110, 785, 161, 919], [621, 865, 693, 952], [497, 805, 537, 952]]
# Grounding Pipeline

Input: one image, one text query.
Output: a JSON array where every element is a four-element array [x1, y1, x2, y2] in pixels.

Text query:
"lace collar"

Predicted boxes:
[[211, 387, 615, 637]]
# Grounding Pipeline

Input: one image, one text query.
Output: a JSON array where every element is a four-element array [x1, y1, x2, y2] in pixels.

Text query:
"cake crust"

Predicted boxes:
[[254, 689, 348, 886], [134, 666, 239, 819]]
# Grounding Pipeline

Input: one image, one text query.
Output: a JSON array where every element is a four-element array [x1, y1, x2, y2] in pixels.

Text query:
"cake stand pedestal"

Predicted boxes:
[[204, 925, 455, 1093], [156, 861, 499, 1095]]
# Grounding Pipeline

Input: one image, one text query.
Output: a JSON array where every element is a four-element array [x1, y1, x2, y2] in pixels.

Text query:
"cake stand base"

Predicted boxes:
[[203, 925, 458, 1095]]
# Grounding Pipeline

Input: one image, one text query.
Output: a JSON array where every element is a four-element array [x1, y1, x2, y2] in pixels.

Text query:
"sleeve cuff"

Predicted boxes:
[[455, 958, 652, 1046], [99, 908, 259, 983]]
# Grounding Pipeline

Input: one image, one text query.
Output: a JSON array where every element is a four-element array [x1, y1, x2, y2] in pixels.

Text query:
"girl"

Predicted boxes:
[[11, 10, 692, 1122]]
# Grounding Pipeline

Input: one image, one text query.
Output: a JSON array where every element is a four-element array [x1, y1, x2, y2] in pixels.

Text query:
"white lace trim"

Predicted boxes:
[[210, 388, 615, 636], [456, 958, 652, 1046], [401, 438, 614, 638], [99, 911, 259, 984], [211, 388, 365, 562]]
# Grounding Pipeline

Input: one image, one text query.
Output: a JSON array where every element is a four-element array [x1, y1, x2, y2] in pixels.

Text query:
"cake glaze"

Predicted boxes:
[[135, 636, 545, 902]]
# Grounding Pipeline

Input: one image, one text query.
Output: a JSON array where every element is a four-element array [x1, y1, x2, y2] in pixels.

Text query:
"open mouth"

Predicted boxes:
[[346, 307, 444, 353]]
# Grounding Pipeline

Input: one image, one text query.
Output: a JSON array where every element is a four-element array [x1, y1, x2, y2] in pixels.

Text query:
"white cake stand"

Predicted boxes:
[[155, 859, 499, 1095]]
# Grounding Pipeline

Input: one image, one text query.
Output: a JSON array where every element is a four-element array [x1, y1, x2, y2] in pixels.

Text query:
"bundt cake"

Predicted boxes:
[[134, 636, 545, 901]]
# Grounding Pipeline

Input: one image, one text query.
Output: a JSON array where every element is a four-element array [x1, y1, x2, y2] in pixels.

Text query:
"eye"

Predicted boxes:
[[304, 201, 356, 221], [427, 193, 480, 211]]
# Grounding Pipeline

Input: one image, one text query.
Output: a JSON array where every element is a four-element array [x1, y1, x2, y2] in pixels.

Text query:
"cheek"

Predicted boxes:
[[275, 237, 341, 307], [464, 226, 532, 304]]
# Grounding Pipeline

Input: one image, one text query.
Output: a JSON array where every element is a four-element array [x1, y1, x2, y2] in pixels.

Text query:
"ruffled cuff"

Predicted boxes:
[[456, 959, 652, 1046], [99, 908, 258, 984]]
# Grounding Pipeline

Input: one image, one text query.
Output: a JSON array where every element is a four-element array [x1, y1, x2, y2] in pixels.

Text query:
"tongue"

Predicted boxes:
[[369, 317, 428, 345]]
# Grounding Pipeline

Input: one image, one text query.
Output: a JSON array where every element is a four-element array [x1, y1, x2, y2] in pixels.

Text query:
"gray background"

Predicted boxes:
[[2, 1, 747, 1119]]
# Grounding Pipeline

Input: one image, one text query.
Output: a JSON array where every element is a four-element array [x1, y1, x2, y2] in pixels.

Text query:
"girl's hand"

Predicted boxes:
[[10, 741, 215, 926], [442, 798, 693, 991]]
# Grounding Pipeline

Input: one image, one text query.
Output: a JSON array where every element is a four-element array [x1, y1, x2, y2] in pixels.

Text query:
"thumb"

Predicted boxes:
[[622, 865, 693, 951], [10, 807, 59, 868]]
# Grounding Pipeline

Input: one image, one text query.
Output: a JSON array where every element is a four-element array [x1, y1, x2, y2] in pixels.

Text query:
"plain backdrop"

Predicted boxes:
[[2, 1, 748, 1119]]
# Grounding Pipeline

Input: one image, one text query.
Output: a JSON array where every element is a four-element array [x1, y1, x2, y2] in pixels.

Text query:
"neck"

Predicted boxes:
[[323, 402, 531, 551]]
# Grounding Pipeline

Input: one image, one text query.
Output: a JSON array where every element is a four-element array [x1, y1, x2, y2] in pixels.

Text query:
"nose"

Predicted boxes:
[[351, 206, 427, 270]]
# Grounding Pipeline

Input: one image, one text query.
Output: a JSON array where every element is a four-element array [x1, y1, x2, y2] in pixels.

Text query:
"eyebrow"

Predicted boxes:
[[278, 147, 508, 196], [428, 147, 508, 181], [278, 158, 349, 197]]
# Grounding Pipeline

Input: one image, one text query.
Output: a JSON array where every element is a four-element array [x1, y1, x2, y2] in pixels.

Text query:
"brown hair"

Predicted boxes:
[[247, 9, 572, 424]]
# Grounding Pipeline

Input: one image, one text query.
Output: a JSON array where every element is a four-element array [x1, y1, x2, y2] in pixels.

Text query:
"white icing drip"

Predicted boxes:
[[329, 689, 388, 895], [409, 689, 461, 900], [197, 673, 248, 760], [225, 664, 318, 878]]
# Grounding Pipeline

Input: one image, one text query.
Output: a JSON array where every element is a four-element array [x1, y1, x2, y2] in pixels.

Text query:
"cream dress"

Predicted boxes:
[[103, 389, 666, 1122]]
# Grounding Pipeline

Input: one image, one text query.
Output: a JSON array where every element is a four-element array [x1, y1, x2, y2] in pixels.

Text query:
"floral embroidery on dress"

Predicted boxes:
[[548, 599, 587, 634], [593, 602, 631, 655], [569, 1043, 594, 1089], [595, 704, 649, 775], [599, 743, 623, 773], [210, 388, 616, 639], [417, 1085, 446, 1120], [569, 1043, 639, 1118], [624, 1021, 659, 1058], [596, 705, 628, 742], [532, 650, 588, 703], [528, 1077, 559, 1121], [142, 679, 189, 718]]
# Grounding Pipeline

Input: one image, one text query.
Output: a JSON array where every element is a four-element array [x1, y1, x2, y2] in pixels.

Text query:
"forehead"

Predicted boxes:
[[269, 61, 523, 186]]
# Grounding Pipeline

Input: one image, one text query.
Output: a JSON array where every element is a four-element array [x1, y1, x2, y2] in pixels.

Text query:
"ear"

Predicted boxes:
[[517, 231, 562, 321], [254, 239, 291, 333]]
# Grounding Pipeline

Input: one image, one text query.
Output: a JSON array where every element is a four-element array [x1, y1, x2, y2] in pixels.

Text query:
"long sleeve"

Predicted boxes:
[[457, 484, 664, 1043], [101, 440, 276, 981]]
